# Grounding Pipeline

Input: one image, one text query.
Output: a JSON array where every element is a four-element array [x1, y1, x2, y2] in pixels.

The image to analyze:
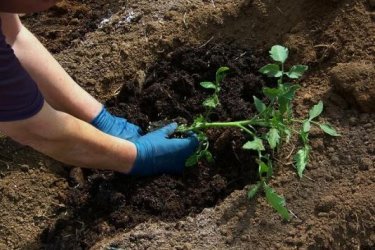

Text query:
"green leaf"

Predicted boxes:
[[309, 101, 323, 120], [287, 65, 308, 79], [203, 96, 219, 109], [267, 128, 280, 149], [270, 45, 289, 64], [263, 87, 283, 100], [176, 124, 188, 132], [192, 115, 207, 130], [259, 64, 282, 77], [266, 158, 274, 178], [253, 96, 267, 113], [294, 146, 310, 178], [280, 84, 300, 100], [203, 150, 214, 163], [215, 66, 230, 84], [200, 81, 216, 89], [284, 128, 292, 143], [247, 182, 262, 199], [276, 84, 299, 115], [243, 137, 265, 151], [197, 134, 208, 142], [185, 153, 199, 167], [303, 120, 311, 133], [300, 131, 309, 144], [278, 96, 290, 115], [258, 160, 269, 177], [319, 124, 340, 137], [264, 183, 290, 220]]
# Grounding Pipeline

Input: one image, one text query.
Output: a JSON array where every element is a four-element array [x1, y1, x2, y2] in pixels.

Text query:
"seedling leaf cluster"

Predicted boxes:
[[178, 45, 339, 220]]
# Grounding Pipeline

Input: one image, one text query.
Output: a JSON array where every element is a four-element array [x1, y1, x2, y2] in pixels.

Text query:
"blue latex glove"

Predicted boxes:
[[91, 106, 142, 142], [130, 123, 199, 176]]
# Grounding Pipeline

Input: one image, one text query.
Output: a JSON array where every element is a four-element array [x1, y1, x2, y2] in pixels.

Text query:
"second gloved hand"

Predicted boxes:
[[130, 123, 199, 176], [91, 106, 142, 142]]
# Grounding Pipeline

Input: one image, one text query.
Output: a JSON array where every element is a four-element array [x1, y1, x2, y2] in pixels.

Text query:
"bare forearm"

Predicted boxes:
[[41, 117, 136, 173], [0, 14, 137, 172], [0, 103, 136, 173], [5, 15, 102, 122]]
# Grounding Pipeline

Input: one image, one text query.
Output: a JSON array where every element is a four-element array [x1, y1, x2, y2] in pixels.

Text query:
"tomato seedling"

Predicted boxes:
[[178, 45, 339, 220]]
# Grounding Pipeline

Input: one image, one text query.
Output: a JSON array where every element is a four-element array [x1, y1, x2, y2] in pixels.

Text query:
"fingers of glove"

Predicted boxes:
[[169, 135, 199, 156], [153, 122, 178, 137], [185, 134, 199, 151], [186, 131, 196, 137]]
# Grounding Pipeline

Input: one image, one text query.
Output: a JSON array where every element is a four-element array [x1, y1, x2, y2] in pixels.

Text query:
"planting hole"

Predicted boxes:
[[42, 44, 270, 249]]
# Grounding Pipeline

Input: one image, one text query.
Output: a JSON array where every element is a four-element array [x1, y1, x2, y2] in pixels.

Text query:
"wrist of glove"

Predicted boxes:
[[129, 123, 198, 176], [91, 106, 142, 142]]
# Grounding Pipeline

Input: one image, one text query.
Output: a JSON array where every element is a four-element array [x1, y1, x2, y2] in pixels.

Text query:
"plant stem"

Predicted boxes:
[[179, 119, 271, 133], [238, 125, 255, 137]]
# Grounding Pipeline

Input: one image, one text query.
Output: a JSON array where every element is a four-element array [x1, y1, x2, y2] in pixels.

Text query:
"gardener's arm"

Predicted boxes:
[[0, 102, 137, 173], [0, 13, 102, 122], [0, 13, 198, 175], [0, 16, 135, 173], [0, 13, 143, 141]]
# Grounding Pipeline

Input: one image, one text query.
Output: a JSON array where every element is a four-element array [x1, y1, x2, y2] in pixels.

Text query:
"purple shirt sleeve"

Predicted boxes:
[[0, 18, 44, 122]]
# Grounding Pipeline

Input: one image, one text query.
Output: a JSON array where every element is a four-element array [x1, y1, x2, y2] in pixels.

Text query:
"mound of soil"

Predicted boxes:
[[41, 44, 269, 248]]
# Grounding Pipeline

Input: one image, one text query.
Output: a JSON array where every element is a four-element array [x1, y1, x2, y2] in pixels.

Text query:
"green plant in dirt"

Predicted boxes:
[[178, 45, 340, 220], [201, 66, 229, 111], [180, 66, 230, 167]]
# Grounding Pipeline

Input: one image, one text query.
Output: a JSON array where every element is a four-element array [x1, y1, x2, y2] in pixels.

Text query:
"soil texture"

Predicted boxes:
[[40, 44, 268, 249], [0, 0, 374, 249], [23, 0, 126, 53]]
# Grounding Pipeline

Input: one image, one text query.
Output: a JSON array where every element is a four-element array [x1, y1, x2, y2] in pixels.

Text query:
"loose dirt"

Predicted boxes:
[[0, 0, 374, 249], [40, 44, 270, 249]]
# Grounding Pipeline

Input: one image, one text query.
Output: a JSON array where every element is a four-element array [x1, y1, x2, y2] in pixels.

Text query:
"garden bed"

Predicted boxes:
[[0, 0, 374, 249], [41, 44, 270, 249]]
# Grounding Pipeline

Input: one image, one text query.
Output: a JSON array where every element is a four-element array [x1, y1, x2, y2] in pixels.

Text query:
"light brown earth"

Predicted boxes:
[[0, 0, 374, 249]]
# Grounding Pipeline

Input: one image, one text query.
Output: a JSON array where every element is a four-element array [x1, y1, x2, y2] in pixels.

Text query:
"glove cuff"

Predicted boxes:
[[129, 141, 152, 176], [91, 106, 115, 130]]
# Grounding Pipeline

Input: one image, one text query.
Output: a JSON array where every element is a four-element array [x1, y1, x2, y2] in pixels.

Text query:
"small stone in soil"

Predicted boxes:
[[359, 157, 373, 171], [315, 195, 337, 213]]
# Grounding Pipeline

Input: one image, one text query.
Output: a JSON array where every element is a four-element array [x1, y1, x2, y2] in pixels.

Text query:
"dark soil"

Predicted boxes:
[[40, 44, 268, 249], [23, 0, 126, 53]]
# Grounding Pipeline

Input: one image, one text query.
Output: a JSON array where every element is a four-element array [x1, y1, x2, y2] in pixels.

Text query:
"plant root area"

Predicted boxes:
[[0, 0, 374, 249], [41, 44, 268, 249]]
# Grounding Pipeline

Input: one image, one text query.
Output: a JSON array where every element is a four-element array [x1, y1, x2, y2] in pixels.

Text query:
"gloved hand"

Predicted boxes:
[[130, 123, 199, 176], [91, 106, 142, 142]]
